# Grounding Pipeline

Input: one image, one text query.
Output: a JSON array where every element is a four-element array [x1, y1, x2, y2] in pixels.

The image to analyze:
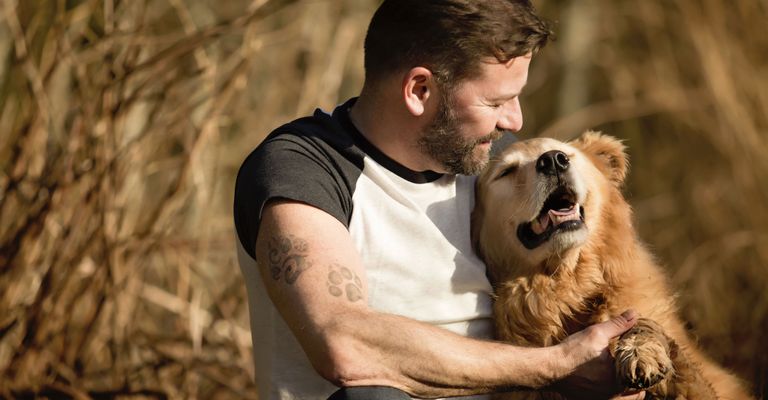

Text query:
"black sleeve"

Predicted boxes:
[[233, 130, 358, 259]]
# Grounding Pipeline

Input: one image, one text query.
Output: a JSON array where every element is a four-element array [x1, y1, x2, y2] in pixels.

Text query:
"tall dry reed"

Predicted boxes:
[[0, 0, 765, 398]]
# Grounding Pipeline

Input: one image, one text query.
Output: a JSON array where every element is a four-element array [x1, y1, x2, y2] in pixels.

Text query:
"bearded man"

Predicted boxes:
[[234, 1, 643, 399]]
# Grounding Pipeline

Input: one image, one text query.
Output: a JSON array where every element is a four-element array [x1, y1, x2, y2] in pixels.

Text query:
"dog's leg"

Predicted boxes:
[[614, 319, 673, 394], [614, 318, 718, 399]]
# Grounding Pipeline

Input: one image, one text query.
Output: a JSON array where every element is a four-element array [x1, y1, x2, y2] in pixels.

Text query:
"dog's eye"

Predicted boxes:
[[496, 164, 518, 179]]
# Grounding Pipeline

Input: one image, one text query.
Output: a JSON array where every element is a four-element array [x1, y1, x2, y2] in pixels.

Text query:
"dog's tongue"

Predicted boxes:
[[531, 204, 580, 235], [549, 205, 580, 225]]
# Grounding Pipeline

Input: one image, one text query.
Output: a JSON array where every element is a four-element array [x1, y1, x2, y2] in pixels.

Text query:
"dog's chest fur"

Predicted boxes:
[[492, 254, 613, 347]]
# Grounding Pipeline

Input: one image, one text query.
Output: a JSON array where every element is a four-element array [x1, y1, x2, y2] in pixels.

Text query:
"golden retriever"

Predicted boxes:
[[472, 132, 751, 399]]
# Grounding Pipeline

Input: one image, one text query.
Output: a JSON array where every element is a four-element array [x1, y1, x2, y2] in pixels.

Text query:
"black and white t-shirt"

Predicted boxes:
[[234, 98, 493, 400]]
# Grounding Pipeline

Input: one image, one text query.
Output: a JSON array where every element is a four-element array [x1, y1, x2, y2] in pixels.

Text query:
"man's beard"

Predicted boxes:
[[418, 91, 503, 175]]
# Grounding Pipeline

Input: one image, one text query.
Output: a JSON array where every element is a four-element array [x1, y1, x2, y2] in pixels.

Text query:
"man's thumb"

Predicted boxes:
[[601, 310, 638, 338]]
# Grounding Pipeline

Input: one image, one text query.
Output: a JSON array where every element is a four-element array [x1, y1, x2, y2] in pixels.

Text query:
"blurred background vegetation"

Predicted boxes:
[[0, 0, 766, 398]]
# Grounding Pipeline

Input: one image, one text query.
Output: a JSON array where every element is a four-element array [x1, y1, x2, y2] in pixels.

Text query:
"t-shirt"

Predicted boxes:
[[233, 98, 494, 400]]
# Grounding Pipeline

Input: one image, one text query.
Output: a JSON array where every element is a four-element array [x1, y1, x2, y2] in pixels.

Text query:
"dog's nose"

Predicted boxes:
[[536, 150, 570, 175]]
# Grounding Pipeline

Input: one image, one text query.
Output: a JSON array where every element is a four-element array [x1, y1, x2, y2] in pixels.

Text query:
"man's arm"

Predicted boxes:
[[255, 199, 637, 398]]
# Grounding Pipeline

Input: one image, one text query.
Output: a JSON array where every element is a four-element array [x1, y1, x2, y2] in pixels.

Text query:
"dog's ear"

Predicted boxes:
[[570, 131, 628, 186]]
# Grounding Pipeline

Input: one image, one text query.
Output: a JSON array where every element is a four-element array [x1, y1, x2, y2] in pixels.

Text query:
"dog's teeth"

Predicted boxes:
[[547, 203, 583, 226], [532, 219, 541, 234], [530, 213, 551, 235], [539, 213, 551, 229]]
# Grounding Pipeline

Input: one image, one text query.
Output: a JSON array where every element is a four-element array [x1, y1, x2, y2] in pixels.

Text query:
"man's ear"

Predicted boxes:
[[402, 67, 435, 116], [570, 131, 629, 186]]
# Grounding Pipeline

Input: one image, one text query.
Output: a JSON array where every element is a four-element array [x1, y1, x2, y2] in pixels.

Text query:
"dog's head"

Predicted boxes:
[[472, 131, 629, 281]]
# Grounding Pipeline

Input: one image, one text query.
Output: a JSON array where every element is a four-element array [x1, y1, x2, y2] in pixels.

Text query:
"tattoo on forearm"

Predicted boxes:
[[267, 234, 311, 284], [326, 263, 363, 302]]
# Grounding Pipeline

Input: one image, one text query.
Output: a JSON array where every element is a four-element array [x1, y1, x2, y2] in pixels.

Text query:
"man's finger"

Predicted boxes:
[[598, 310, 639, 338]]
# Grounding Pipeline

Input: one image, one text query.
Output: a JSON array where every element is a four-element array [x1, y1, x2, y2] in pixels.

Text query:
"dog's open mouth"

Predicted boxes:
[[517, 185, 585, 249]]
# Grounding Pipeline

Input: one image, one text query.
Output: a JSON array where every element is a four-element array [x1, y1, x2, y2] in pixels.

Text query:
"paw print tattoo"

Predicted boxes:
[[267, 234, 311, 285], [327, 264, 363, 302]]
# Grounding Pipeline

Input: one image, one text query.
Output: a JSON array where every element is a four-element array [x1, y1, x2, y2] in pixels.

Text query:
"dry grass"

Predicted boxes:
[[0, 0, 765, 398]]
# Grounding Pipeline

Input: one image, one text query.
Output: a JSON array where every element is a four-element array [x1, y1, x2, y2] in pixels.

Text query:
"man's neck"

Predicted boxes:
[[349, 86, 442, 173]]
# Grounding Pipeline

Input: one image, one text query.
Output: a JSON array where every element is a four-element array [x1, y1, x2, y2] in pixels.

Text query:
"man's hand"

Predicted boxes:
[[553, 310, 646, 400]]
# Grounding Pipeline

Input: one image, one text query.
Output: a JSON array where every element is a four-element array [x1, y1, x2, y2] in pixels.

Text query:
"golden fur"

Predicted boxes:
[[472, 132, 752, 399]]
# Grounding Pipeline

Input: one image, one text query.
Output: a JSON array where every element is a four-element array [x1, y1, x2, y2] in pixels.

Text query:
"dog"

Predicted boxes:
[[471, 132, 752, 399]]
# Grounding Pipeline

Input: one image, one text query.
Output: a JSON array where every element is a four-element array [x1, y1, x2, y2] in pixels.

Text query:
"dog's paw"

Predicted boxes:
[[614, 319, 674, 390]]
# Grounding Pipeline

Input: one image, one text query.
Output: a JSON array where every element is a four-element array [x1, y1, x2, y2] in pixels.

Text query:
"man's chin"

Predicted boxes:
[[455, 149, 491, 175], [472, 143, 493, 169]]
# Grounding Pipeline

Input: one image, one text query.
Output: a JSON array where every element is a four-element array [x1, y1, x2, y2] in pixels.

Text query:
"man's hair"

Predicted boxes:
[[363, 0, 553, 87]]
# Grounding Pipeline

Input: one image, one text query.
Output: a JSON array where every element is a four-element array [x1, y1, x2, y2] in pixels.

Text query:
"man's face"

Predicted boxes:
[[418, 54, 532, 175]]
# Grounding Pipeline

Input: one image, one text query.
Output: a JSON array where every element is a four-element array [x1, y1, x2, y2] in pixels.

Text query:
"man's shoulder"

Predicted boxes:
[[245, 103, 361, 167], [257, 115, 331, 152], [270, 111, 335, 140], [265, 101, 356, 147], [235, 99, 368, 192]]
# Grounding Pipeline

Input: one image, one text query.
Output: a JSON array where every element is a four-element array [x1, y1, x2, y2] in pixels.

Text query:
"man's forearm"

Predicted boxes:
[[293, 307, 566, 398]]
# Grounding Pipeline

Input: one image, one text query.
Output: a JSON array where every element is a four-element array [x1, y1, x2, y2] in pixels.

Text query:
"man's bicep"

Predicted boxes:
[[255, 199, 369, 330]]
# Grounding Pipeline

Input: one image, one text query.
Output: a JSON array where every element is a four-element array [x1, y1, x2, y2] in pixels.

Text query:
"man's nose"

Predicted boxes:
[[536, 150, 570, 175], [497, 98, 523, 132]]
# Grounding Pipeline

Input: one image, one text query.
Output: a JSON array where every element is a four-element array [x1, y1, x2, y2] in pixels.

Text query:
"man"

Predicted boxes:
[[234, 1, 644, 399]]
